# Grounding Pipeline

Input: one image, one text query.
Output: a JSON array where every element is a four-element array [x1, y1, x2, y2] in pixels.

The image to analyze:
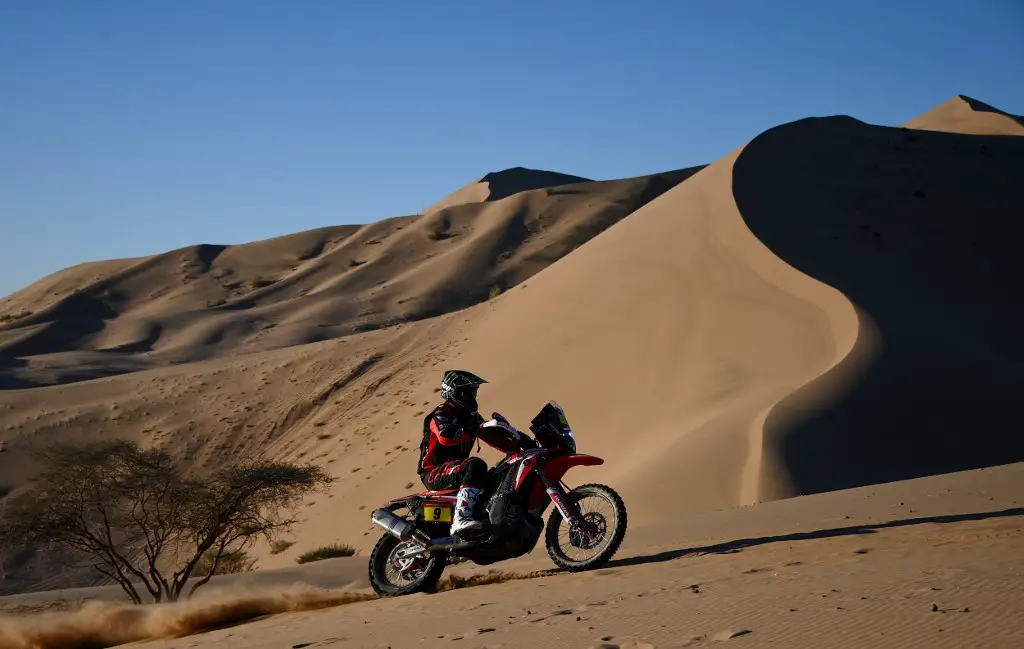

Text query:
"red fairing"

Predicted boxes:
[[527, 454, 604, 510]]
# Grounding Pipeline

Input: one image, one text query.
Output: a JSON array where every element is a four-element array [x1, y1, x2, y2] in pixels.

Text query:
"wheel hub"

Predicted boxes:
[[390, 542, 428, 579], [569, 512, 607, 550]]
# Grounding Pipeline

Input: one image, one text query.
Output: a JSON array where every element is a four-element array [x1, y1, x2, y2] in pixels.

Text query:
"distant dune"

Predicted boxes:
[[0, 167, 699, 389], [1, 96, 1022, 599], [902, 94, 1024, 135], [421, 166, 592, 214]]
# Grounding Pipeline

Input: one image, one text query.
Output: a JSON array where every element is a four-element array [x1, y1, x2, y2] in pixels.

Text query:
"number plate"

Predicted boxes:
[[423, 504, 452, 522]]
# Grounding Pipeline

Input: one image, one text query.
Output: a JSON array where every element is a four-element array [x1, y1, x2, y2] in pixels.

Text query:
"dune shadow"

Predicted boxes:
[[0, 293, 118, 360], [605, 507, 1024, 569], [478, 167, 591, 202], [731, 117, 1024, 497]]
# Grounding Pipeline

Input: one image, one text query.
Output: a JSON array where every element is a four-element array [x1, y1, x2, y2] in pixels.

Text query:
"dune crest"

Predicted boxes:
[[421, 166, 592, 214], [902, 94, 1024, 135]]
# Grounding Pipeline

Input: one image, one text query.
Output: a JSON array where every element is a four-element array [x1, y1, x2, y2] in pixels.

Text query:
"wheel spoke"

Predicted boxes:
[[551, 489, 620, 565], [384, 540, 429, 587]]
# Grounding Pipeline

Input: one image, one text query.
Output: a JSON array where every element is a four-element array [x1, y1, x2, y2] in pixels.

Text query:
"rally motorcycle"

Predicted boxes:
[[367, 401, 627, 596]]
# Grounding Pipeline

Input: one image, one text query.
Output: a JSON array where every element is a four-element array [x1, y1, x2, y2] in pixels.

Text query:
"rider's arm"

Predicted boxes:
[[477, 413, 534, 453], [476, 425, 522, 454], [429, 412, 473, 446]]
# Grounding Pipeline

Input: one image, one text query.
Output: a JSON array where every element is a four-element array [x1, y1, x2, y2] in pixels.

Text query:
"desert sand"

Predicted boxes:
[[2, 461, 1021, 648], [1, 95, 1023, 646]]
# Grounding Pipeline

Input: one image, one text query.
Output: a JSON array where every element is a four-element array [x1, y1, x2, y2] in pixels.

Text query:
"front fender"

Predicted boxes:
[[545, 454, 604, 481], [527, 454, 605, 510]]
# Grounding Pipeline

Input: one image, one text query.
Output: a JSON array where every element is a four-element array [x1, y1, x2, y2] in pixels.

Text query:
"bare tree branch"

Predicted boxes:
[[0, 439, 332, 603]]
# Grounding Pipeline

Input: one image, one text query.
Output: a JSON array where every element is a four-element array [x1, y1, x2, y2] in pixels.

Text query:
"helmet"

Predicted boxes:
[[440, 370, 488, 411]]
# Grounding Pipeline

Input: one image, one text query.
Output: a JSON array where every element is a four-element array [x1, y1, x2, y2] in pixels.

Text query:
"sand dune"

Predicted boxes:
[[0, 168, 697, 389], [902, 94, 1024, 135], [421, 166, 592, 214], [1, 96, 1022, 608], [447, 112, 1024, 522], [735, 117, 1024, 498]]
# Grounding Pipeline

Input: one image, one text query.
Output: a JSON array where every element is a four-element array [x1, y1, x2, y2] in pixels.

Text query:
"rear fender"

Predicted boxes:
[[527, 454, 604, 510]]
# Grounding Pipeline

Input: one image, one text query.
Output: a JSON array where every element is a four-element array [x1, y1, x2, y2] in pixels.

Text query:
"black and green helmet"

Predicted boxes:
[[440, 370, 488, 411]]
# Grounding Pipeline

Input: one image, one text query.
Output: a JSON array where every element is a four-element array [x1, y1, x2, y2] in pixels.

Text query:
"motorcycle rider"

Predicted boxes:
[[418, 370, 533, 535]]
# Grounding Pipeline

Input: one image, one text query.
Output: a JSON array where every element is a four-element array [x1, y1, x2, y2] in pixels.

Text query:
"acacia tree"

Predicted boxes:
[[0, 439, 332, 603]]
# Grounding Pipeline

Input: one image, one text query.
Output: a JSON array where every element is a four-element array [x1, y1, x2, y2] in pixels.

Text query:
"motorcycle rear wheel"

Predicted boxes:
[[368, 533, 446, 596], [544, 483, 627, 572]]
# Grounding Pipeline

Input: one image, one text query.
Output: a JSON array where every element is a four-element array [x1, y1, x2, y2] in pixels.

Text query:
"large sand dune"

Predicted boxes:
[[737, 117, 1024, 498], [0, 168, 698, 389], [0, 96, 1022, 605], [445, 111, 1024, 522]]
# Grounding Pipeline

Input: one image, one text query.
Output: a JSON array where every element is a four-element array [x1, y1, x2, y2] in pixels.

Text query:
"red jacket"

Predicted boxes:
[[417, 402, 521, 475]]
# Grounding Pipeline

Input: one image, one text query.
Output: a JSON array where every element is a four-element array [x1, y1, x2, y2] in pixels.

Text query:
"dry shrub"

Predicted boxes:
[[295, 544, 357, 564]]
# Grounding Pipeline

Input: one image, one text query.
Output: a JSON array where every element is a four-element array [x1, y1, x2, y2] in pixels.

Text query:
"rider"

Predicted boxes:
[[417, 370, 533, 535]]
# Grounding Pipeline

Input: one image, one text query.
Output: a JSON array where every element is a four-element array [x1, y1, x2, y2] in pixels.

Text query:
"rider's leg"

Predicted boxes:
[[451, 457, 487, 535], [422, 458, 487, 534]]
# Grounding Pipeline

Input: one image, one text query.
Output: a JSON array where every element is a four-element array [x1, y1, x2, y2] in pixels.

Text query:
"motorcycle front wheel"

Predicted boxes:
[[368, 533, 446, 596], [544, 483, 627, 572]]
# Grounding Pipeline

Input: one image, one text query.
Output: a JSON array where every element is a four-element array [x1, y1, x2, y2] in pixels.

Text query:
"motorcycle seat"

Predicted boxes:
[[418, 489, 458, 497]]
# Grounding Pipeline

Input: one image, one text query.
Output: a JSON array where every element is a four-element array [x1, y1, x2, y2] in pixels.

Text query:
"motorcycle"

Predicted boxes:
[[367, 400, 627, 596]]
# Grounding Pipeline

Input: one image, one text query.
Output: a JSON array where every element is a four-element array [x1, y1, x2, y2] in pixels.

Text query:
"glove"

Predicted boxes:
[[491, 412, 512, 427], [481, 415, 517, 435]]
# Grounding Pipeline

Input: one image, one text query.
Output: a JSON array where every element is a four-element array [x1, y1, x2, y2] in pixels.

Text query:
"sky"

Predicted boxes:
[[1, 1, 1022, 299]]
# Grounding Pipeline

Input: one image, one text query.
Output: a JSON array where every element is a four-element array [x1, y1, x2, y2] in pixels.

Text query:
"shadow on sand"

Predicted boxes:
[[604, 507, 1024, 569]]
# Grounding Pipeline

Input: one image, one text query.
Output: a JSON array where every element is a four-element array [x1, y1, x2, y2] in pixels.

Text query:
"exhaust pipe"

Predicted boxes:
[[370, 509, 475, 552], [371, 508, 431, 546]]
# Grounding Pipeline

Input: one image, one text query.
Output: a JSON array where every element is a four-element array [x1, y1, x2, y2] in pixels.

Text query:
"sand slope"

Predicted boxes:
[[445, 112, 1024, 523], [448, 149, 857, 521], [902, 94, 1024, 135], [0, 168, 698, 389]]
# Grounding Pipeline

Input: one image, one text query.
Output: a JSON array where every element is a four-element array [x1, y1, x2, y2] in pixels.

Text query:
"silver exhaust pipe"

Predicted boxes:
[[370, 509, 475, 552], [370, 509, 431, 546]]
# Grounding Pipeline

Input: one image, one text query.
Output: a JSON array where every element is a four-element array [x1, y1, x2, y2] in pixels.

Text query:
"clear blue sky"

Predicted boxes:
[[2, 1, 1022, 299]]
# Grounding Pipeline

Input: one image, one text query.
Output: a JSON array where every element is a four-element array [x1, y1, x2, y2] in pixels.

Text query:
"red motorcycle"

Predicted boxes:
[[368, 401, 627, 596]]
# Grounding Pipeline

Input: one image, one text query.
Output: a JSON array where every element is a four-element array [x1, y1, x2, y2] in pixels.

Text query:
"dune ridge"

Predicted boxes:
[[902, 94, 1024, 135], [0, 167, 700, 389], [421, 166, 592, 214]]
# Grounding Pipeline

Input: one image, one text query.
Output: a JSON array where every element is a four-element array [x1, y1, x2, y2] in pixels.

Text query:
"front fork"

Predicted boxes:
[[537, 468, 583, 525]]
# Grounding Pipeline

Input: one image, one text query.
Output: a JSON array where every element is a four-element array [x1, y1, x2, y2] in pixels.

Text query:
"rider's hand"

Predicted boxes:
[[483, 414, 515, 433]]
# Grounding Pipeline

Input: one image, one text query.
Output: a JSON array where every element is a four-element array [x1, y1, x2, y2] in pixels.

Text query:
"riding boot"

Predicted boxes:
[[450, 486, 484, 535]]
